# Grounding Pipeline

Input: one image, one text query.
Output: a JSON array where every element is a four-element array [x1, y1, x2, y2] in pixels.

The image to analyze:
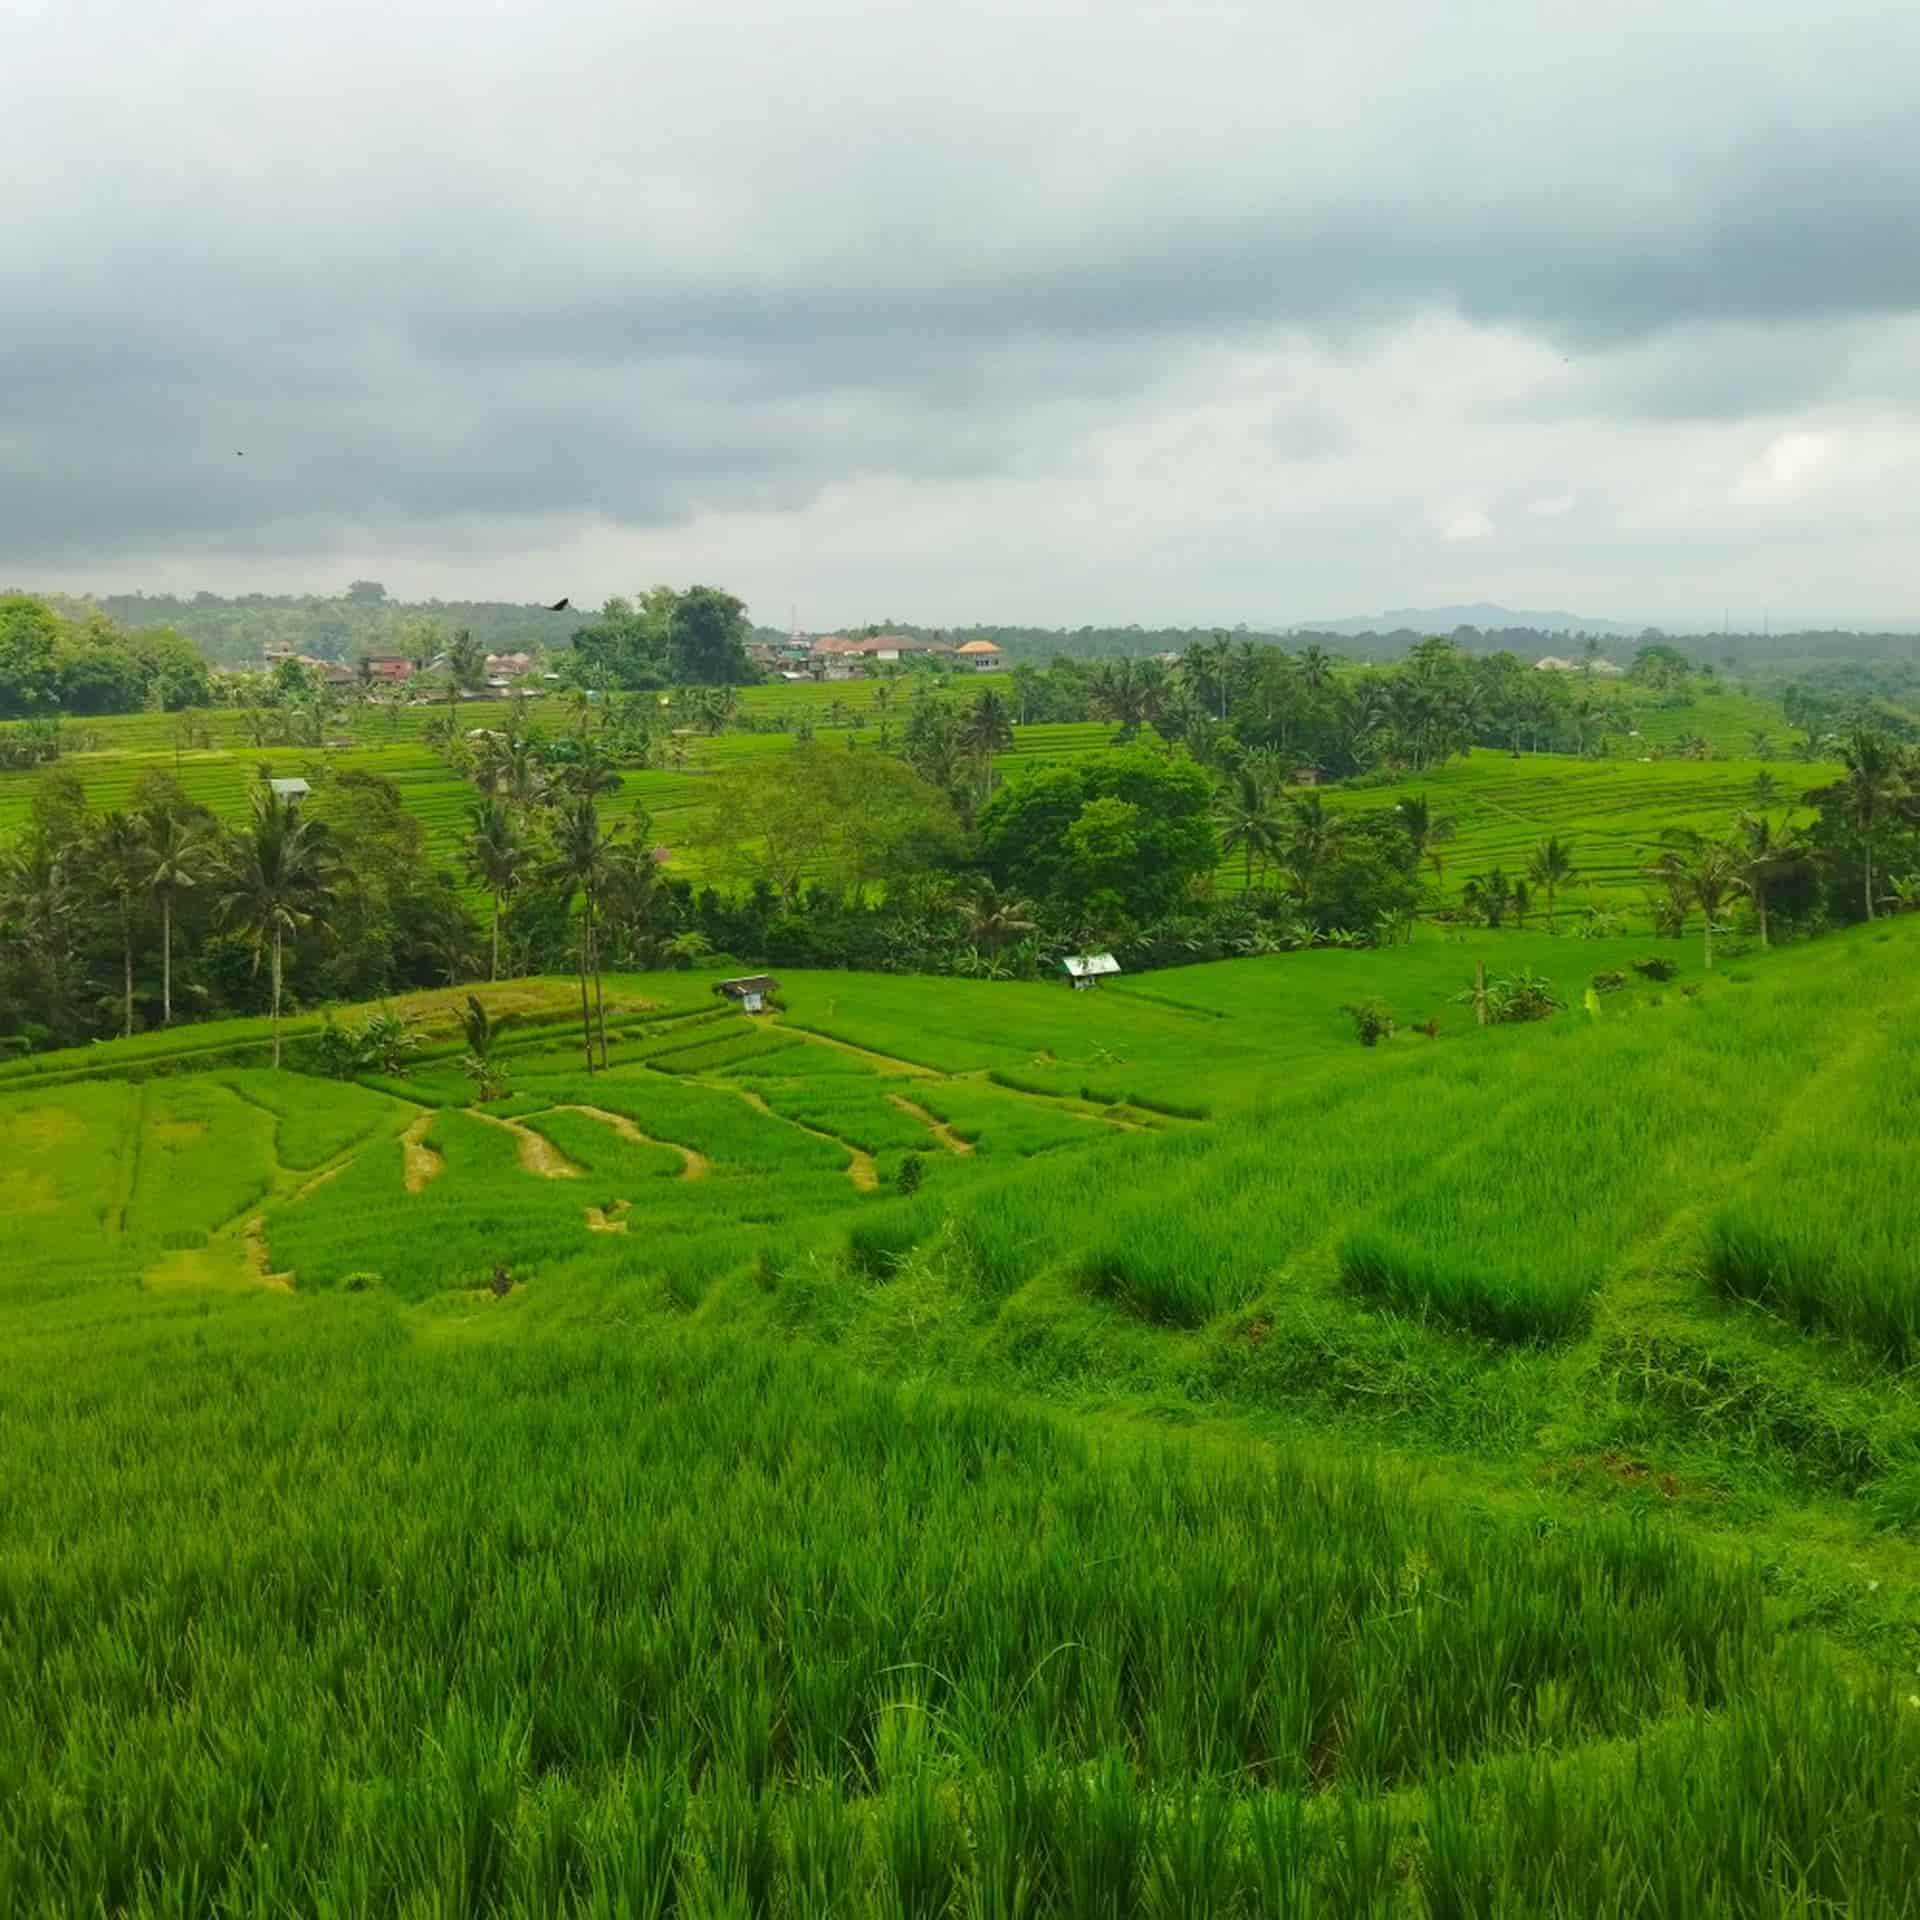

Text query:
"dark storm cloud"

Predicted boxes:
[[3, 0, 1919, 588]]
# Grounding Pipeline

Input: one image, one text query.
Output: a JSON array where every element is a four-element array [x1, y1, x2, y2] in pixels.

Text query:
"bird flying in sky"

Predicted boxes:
[[547, 597, 569, 611]]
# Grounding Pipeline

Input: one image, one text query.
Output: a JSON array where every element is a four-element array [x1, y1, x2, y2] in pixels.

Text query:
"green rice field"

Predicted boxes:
[[0, 685, 1831, 913], [6, 915, 1920, 1912]]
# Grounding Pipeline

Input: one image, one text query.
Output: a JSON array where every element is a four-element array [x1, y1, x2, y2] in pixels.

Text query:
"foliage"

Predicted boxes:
[[312, 1008, 419, 1079], [1341, 997, 1396, 1046]]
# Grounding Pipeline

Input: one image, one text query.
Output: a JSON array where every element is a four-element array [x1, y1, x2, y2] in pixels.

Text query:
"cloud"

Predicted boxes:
[[1441, 506, 1496, 542], [4, 0, 1920, 623], [1731, 431, 1839, 504], [1527, 495, 1578, 518]]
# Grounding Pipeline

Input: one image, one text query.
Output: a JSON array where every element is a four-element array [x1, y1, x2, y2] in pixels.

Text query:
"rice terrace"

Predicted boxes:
[[8, 901, 1920, 1912], [11, 0, 1920, 1894]]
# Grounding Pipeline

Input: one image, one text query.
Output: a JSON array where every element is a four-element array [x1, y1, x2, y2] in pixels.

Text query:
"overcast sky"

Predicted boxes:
[[6, 0, 1919, 630]]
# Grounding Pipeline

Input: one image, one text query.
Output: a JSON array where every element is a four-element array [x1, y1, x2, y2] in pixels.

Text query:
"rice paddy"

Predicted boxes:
[[0, 684, 1824, 909], [5, 916, 1920, 1912]]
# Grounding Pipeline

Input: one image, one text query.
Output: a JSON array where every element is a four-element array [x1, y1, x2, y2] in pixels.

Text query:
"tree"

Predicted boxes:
[[1214, 767, 1285, 890], [962, 687, 1014, 805], [459, 993, 509, 1103], [1646, 828, 1741, 968], [1834, 729, 1907, 922], [138, 805, 209, 1027], [964, 881, 1036, 957], [980, 751, 1214, 921], [89, 812, 151, 1039], [1730, 811, 1805, 949], [213, 789, 342, 1065], [668, 586, 755, 684], [1525, 836, 1579, 933], [464, 798, 527, 982], [1462, 867, 1519, 929], [550, 794, 616, 1070], [1282, 791, 1344, 898]]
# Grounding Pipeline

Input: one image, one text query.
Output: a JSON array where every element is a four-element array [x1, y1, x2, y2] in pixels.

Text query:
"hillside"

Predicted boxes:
[[6, 921, 1920, 1910], [0, 682, 1823, 915]]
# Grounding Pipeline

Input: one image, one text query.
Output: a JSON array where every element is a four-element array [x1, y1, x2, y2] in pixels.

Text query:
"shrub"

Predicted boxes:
[[1342, 999, 1396, 1046], [897, 1152, 925, 1197], [1590, 970, 1627, 993], [1632, 954, 1678, 982]]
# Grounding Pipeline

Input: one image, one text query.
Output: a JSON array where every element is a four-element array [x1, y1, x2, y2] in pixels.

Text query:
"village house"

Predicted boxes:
[[955, 639, 1004, 672], [361, 655, 412, 684], [485, 651, 535, 678]]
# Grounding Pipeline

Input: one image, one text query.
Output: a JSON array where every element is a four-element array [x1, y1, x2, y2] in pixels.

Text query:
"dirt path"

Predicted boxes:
[[471, 1110, 582, 1179], [401, 1111, 443, 1192], [887, 1094, 974, 1155], [547, 1104, 709, 1180], [731, 1087, 879, 1190], [243, 1216, 294, 1290]]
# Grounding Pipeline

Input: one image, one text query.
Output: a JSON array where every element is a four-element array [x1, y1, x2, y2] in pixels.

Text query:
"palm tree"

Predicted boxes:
[[551, 794, 615, 1070], [1395, 793, 1457, 870], [1750, 769, 1782, 809], [1748, 729, 1774, 760], [964, 881, 1036, 957], [1730, 810, 1804, 949], [213, 789, 342, 1066], [1462, 867, 1516, 929], [1836, 729, 1907, 921], [962, 688, 1015, 805], [1283, 791, 1343, 898], [0, 842, 81, 1035], [1525, 836, 1579, 933], [138, 806, 209, 1027], [1215, 767, 1285, 890], [464, 797, 527, 983], [1646, 828, 1741, 968], [90, 812, 150, 1039]]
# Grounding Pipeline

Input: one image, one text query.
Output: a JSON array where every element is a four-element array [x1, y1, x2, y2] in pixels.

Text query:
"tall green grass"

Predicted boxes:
[[4, 1326, 1877, 1916], [1705, 1007, 1920, 1361]]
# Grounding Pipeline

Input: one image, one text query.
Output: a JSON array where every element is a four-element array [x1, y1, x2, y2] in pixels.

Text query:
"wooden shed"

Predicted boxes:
[[714, 974, 779, 1015], [1059, 952, 1121, 992], [268, 777, 310, 803]]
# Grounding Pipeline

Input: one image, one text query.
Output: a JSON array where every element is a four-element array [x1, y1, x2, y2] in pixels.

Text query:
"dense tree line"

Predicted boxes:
[[0, 595, 213, 720]]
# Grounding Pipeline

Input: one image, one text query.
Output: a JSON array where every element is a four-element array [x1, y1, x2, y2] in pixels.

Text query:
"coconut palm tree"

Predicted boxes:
[[1836, 729, 1908, 921], [89, 812, 151, 1039], [1283, 791, 1343, 898], [964, 880, 1036, 957], [550, 794, 616, 1070], [212, 789, 342, 1066], [1525, 835, 1579, 933], [1215, 767, 1286, 890], [138, 805, 209, 1027], [1646, 827, 1741, 968], [1730, 810, 1805, 949], [962, 688, 1015, 805], [464, 797, 527, 982]]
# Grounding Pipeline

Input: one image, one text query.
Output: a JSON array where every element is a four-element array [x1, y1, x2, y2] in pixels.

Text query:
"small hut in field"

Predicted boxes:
[[714, 974, 779, 1015], [1059, 953, 1121, 992]]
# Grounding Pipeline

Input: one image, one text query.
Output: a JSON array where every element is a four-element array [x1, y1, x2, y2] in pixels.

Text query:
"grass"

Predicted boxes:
[[8, 918, 1920, 1911]]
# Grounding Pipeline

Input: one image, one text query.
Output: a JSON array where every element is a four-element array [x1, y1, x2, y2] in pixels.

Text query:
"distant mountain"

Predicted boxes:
[[1291, 602, 1642, 639]]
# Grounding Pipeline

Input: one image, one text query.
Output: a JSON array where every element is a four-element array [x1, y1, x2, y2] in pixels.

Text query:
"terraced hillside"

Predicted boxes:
[[0, 685, 1817, 915], [5, 921, 1920, 1911]]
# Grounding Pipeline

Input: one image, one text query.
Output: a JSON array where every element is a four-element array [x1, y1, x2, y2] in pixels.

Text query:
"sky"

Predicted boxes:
[[6, 0, 1920, 632]]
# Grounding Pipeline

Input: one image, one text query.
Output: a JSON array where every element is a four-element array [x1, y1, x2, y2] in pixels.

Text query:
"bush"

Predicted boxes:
[[1590, 970, 1627, 993], [897, 1152, 925, 1197], [1342, 999, 1396, 1046], [1631, 955, 1678, 982]]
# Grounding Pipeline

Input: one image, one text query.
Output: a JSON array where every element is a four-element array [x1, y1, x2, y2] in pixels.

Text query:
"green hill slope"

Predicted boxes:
[[5, 923, 1920, 1913]]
